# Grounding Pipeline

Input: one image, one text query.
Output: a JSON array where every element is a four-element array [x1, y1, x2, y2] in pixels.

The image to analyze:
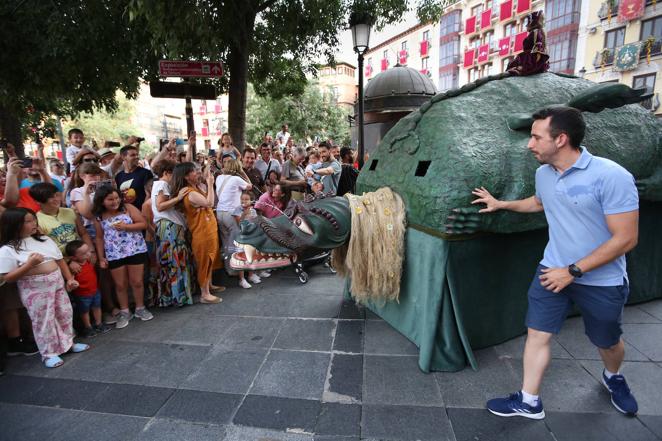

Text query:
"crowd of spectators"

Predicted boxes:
[[0, 125, 359, 372]]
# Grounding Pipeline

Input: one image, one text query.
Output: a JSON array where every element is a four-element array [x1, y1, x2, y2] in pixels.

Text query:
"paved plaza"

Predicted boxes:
[[1, 265, 662, 441]]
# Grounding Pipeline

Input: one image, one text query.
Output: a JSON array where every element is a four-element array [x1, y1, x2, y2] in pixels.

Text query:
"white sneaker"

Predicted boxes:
[[258, 271, 271, 278], [239, 279, 252, 289], [247, 274, 261, 284], [134, 307, 154, 321]]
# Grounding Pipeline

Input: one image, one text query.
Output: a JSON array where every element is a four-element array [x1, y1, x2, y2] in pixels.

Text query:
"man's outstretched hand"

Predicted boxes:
[[471, 187, 502, 213]]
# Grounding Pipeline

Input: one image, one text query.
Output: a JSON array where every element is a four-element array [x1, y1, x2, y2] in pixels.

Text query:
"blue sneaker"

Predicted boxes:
[[602, 370, 638, 415], [486, 391, 545, 419]]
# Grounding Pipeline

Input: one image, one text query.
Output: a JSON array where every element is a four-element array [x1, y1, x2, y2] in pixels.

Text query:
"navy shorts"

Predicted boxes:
[[525, 265, 629, 349], [74, 291, 102, 313]]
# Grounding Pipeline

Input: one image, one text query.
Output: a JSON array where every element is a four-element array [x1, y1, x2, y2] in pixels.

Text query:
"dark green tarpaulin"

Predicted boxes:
[[346, 201, 662, 372]]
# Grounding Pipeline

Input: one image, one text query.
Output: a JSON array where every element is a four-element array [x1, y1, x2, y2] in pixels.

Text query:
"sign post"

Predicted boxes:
[[153, 60, 224, 153]]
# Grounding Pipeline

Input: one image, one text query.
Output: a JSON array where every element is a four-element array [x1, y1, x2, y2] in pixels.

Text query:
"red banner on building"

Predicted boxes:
[[463, 49, 476, 67], [498, 36, 512, 56], [477, 44, 490, 63], [514, 31, 528, 52], [399, 50, 408, 64], [381, 58, 388, 71], [420, 40, 430, 57], [481, 9, 493, 29], [201, 127, 209, 137], [465, 16, 477, 34], [516, 0, 531, 14], [500, 0, 513, 21], [618, 0, 645, 22]]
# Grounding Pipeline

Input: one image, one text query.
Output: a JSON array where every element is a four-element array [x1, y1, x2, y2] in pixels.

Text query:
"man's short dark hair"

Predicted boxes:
[[260, 142, 271, 150], [120, 145, 138, 156], [243, 147, 256, 158], [532, 106, 585, 149], [318, 141, 330, 150], [28, 182, 59, 203], [340, 147, 353, 159], [65, 240, 85, 257], [67, 128, 83, 138]]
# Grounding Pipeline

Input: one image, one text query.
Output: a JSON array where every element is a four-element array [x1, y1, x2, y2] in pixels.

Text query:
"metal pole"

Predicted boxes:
[[357, 52, 366, 170], [56, 117, 67, 164], [184, 80, 196, 158]]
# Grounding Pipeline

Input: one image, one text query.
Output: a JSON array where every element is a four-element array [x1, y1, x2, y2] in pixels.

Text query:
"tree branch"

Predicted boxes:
[[257, 0, 278, 12]]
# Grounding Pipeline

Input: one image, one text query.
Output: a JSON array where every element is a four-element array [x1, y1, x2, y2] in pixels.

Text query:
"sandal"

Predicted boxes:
[[200, 296, 222, 304], [68, 343, 90, 353], [44, 356, 64, 368], [210, 285, 226, 293]]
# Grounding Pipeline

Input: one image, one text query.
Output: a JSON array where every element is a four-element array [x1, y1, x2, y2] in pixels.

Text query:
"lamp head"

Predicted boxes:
[[349, 11, 374, 55]]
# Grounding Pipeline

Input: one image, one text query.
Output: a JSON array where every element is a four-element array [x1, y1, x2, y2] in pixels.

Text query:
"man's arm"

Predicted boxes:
[[471, 187, 543, 213]]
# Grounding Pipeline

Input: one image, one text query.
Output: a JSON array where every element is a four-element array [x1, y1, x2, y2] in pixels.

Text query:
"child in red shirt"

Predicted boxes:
[[65, 240, 112, 337]]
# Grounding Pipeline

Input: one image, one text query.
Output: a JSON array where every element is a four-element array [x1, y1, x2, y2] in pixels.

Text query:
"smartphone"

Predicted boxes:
[[106, 141, 121, 147], [89, 179, 113, 191], [208, 148, 216, 157], [175, 138, 186, 146], [21, 157, 33, 168]]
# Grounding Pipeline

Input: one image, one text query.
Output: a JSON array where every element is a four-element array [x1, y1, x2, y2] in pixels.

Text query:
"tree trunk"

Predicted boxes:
[[227, 10, 255, 151], [0, 106, 24, 158]]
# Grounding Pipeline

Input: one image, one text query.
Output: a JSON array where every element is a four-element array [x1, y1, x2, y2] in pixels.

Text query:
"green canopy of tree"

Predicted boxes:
[[245, 82, 351, 147], [128, 0, 451, 149], [0, 0, 159, 153]]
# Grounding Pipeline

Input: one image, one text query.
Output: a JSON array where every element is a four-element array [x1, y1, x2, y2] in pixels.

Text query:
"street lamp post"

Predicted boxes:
[[350, 12, 373, 169]]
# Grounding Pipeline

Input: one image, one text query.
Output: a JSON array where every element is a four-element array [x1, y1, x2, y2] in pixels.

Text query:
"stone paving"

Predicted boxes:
[[1, 265, 662, 441]]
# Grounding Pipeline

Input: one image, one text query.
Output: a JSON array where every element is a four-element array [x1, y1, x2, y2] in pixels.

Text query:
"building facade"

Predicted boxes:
[[364, 22, 441, 90], [579, 0, 661, 116], [318, 62, 358, 112]]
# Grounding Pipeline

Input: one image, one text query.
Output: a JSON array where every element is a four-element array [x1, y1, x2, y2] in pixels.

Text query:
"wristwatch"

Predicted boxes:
[[568, 263, 583, 278]]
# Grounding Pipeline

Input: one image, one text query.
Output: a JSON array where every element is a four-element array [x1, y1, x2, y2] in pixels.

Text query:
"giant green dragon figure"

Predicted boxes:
[[232, 73, 662, 372]]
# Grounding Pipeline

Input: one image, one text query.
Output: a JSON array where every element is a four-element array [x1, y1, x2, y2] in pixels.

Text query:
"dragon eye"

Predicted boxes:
[[293, 216, 313, 235]]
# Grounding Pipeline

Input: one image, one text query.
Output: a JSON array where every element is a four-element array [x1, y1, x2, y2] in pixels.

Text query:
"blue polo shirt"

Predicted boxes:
[[535, 147, 638, 286]]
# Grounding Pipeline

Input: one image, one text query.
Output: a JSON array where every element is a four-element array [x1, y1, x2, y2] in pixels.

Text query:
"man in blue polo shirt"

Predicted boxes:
[[472, 107, 639, 419]]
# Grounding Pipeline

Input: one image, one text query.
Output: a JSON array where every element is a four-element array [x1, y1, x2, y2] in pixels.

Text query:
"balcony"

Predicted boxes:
[[593, 48, 615, 68], [640, 37, 662, 58], [597, 1, 619, 20]]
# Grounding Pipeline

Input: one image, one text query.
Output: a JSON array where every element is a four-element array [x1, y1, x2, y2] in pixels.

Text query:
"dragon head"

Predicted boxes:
[[230, 192, 351, 271]]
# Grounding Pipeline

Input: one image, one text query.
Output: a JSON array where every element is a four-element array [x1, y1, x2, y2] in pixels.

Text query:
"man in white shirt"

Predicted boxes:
[[275, 124, 290, 147], [254, 142, 281, 181]]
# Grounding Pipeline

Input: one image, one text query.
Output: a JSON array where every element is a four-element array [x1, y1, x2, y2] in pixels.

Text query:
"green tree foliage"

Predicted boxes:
[[0, 0, 159, 153], [245, 83, 350, 147], [62, 92, 142, 147], [128, 0, 451, 148]]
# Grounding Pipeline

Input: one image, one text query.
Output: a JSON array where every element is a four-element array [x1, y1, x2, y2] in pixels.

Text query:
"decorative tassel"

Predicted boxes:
[[645, 36, 656, 64]]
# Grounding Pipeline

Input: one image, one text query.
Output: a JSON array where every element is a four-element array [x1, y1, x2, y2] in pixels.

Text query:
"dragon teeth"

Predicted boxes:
[[244, 244, 256, 264]]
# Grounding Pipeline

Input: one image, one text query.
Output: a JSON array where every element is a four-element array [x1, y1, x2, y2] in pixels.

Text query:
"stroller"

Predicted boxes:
[[291, 250, 336, 284]]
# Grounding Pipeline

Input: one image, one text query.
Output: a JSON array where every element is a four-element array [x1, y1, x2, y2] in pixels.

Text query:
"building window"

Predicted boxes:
[[469, 67, 479, 82], [604, 27, 625, 50], [545, 0, 580, 31], [422, 57, 429, 70], [502, 57, 514, 72], [504, 21, 517, 37], [634, 73, 657, 110], [423, 30, 430, 42], [481, 63, 494, 77], [402, 41, 408, 52], [439, 69, 459, 91], [483, 30, 495, 49], [548, 31, 578, 72], [439, 39, 461, 66], [641, 16, 662, 57], [469, 36, 480, 48], [383, 50, 389, 60], [486, 0, 493, 10], [471, 4, 483, 16], [440, 10, 462, 35], [547, 32, 577, 73]]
